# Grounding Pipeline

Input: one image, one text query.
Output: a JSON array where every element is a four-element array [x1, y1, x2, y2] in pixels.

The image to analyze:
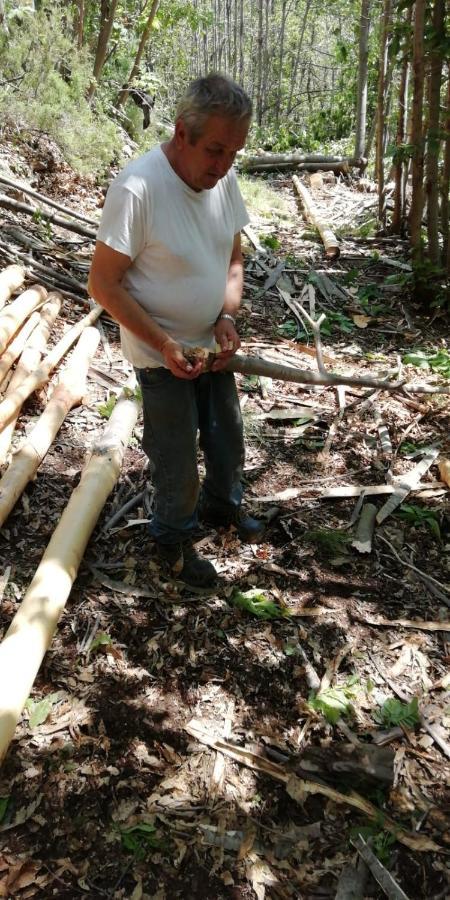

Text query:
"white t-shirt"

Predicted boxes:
[[97, 145, 249, 368]]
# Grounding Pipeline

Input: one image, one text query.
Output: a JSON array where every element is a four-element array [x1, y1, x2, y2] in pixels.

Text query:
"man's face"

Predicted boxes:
[[174, 114, 249, 191]]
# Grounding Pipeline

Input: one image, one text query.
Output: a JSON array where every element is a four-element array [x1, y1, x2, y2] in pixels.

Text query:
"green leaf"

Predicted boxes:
[[0, 797, 9, 823], [231, 588, 290, 620], [308, 680, 359, 724], [97, 396, 117, 418], [120, 822, 160, 859], [89, 632, 113, 654], [25, 691, 61, 729], [374, 696, 420, 728]]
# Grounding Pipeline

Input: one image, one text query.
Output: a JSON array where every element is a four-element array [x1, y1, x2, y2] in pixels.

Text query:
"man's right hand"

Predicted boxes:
[[160, 338, 203, 379]]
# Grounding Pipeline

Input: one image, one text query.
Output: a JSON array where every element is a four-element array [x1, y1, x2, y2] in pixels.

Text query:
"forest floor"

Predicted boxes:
[[0, 137, 449, 900]]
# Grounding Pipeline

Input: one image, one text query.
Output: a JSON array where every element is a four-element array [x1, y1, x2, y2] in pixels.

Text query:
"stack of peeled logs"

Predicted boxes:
[[0, 263, 141, 763]]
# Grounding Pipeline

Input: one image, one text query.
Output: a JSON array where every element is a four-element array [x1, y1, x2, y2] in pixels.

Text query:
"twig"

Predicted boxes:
[[101, 489, 147, 533], [351, 834, 410, 900], [377, 534, 449, 605]]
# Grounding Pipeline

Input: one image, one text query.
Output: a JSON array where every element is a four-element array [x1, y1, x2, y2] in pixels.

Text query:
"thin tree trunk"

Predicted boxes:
[[287, 0, 310, 116], [424, 0, 445, 265], [391, 8, 412, 234], [354, 0, 371, 159], [256, 0, 264, 125], [73, 0, 85, 49], [409, 0, 426, 273], [87, 0, 119, 100], [238, 0, 244, 83], [376, 0, 392, 227], [441, 66, 450, 272], [116, 0, 159, 109]]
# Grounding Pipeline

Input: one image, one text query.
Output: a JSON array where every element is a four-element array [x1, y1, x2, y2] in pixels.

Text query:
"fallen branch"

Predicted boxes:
[[0, 194, 97, 240], [0, 175, 99, 228], [0, 328, 100, 527], [222, 353, 449, 395], [352, 613, 450, 633], [0, 283, 48, 354], [185, 719, 442, 853], [377, 534, 449, 606], [292, 175, 340, 259], [0, 264, 25, 310], [0, 381, 141, 763], [0, 305, 102, 432]]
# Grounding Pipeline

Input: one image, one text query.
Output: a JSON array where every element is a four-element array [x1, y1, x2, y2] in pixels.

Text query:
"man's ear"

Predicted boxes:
[[174, 119, 188, 149]]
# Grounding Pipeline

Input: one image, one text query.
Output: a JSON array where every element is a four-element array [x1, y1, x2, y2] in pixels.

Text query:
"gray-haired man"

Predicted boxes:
[[89, 73, 265, 587]]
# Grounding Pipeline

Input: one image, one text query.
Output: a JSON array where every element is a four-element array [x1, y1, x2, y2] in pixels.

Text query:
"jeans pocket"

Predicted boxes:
[[135, 366, 172, 389]]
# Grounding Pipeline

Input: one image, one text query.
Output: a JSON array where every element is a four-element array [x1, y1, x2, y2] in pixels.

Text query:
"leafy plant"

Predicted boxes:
[[231, 587, 290, 620], [308, 677, 359, 725], [374, 696, 420, 728], [403, 348, 450, 379], [97, 396, 117, 418], [89, 632, 114, 655], [119, 822, 161, 860], [260, 233, 280, 250], [397, 504, 441, 540], [25, 691, 62, 729], [303, 528, 351, 555], [352, 822, 396, 864], [277, 319, 299, 338]]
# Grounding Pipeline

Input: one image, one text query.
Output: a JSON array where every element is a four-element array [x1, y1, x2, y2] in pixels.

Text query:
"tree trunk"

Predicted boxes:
[[292, 175, 340, 260], [287, 0, 311, 115], [354, 0, 371, 159], [441, 65, 450, 273], [72, 0, 85, 49], [256, 0, 264, 125], [375, 0, 392, 228], [0, 285, 47, 355], [409, 0, 426, 275], [391, 8, 412, 234], [87, 0, 119, 101], [424, 0, 445, 266], [116, 0, 159, 110]]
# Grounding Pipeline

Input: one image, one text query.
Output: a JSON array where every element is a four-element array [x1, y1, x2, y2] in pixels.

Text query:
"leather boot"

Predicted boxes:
[[156, 541, 217, 587]]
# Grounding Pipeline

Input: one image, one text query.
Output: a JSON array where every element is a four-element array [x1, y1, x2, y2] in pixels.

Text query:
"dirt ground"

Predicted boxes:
[[0, 145, 449, 899]]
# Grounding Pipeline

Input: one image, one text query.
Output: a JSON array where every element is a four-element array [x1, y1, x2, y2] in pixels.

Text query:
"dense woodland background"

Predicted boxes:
[[0, 0, 448, 304]]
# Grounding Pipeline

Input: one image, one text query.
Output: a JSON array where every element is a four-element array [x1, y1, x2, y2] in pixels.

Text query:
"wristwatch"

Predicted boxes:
[[216, 312, 236, 326]]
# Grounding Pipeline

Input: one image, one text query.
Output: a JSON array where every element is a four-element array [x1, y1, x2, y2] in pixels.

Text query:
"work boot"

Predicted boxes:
[[199, 502, 266, 543], [156, 540, 217, 588]]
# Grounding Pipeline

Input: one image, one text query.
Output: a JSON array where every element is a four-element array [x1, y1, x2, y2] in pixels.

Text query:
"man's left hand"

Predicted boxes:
[[212, 318, 241, 371]]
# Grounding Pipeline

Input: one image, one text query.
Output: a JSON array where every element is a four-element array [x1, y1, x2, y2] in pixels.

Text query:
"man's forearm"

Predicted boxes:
[[89, 278, 170, 353], [221, 257, 244, 319]]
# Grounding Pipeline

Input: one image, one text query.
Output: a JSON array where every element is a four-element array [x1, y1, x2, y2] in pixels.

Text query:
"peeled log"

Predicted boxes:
[[0, 293, 62, 464], [0, 265, 25, 310], [240, 152, 366, 173], [0, 327, 100, 527], [0, 312, 40, 390], [292, 175, 340, 260], [0, 305, 102, 432], [0, 284, 47, 354], [0, 382, 141, 764]]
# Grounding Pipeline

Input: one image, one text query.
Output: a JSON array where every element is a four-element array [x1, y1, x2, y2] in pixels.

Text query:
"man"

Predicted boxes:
[[89, 73, 264, 588]]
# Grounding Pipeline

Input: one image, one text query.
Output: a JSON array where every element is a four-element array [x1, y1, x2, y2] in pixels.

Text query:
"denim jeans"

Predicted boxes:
[[136, 366, 244, 544]]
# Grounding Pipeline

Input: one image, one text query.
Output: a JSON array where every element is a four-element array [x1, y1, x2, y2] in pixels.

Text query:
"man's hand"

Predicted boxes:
[[161, 338, 204, 379], [212, 318, 240, 371]]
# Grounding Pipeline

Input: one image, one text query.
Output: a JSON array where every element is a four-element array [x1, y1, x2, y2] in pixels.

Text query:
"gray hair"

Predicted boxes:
[[176, 73, 252, 142]]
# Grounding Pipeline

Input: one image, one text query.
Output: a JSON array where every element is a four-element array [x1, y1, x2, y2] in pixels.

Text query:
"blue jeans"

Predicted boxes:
[[136, 367, 244, 544]]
